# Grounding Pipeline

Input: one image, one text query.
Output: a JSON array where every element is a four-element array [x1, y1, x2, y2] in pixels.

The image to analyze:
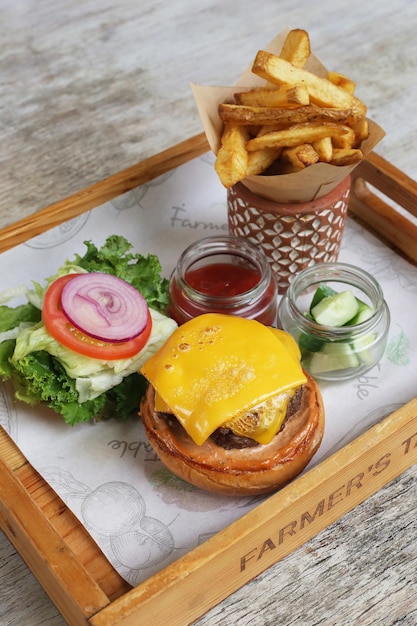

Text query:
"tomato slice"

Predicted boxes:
[[42, 274, 152, 360]]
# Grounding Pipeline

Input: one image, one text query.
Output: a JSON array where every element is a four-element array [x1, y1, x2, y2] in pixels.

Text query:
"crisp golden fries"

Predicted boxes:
[[218, 103, 356, 126], [252, 51, 367, 117], [234, 84, 309, 108], [214, 29, 370, 188], [312, 136, 333, 162], [327, 71, 356, 94], [246, 147, 282, 176], [282, 143, 320, 169], [246, 122, 353, 152], [279, 28, 311, 68], [350, 117, 369, 145], [330, 148, 364, 166], [215, 124, 250, 188]]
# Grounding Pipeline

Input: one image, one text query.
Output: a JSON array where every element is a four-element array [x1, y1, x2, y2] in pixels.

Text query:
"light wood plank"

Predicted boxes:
[[0, 456, 111, 625], [0, 133, 209, 254], [350, 152, 417, 264]]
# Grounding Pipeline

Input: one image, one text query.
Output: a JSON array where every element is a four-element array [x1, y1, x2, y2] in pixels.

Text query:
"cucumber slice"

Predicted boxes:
[[306, 342, 360, 374], [345, 298, 374, 325], [351, 333, 376, 365], [311, 290, 359, 327], [309, 283, 337, 312], [299, 331, 325, 354], [309, 285, 374, 326]]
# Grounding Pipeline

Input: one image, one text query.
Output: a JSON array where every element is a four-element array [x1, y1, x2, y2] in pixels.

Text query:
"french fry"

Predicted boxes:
[[252, 50, 367, 118], [312, 136, 333, 162], [246, 147, 282, 176], [246, 122, 353, 152], [327, 71, 356, 94], [279, 28, 311, 68], [213, 29, 368, 184], [350, 117, 369, 145], [256, 124, 282, 136], [330, 124, 356, 149], [330, 148, 364, 166], [218, 103, 355, 127], [282, 144, 320, 168], [214, 124, 250, 188], [234, 84, 309, 108]]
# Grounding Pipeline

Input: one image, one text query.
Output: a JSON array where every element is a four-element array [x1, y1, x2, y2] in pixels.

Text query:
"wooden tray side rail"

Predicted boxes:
[[350, 151, 417, 264], [0, 428, 132, 624], [0, 453, 111, 625]]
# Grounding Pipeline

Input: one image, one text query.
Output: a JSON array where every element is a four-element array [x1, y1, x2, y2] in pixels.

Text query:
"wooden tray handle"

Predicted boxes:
[[349, 151, 417, 264]]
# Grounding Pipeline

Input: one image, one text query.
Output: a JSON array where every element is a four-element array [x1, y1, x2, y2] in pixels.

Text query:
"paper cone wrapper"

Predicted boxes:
[[191, 27, 385, 203]]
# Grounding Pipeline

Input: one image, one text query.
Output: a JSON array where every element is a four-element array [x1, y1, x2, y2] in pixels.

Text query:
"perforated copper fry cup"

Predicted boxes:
[[227, 176, 351, 294]]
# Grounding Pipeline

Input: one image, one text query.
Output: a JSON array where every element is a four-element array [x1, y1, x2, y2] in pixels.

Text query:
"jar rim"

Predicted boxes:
[[174, 235, 274, 306]]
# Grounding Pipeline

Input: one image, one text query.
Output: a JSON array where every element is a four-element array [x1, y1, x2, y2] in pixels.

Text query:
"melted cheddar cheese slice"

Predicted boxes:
[[140, 313, 306, 445]]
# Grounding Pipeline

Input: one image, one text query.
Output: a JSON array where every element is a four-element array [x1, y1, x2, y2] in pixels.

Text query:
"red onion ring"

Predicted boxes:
[[60, 273, 149, 342]]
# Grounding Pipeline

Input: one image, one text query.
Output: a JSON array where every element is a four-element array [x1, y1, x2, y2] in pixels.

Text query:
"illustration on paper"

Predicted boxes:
[[42, 466, 176, 586]]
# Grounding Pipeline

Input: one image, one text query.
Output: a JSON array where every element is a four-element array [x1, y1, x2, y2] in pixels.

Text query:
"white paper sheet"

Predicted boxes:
[[1, 153, 416, 586]]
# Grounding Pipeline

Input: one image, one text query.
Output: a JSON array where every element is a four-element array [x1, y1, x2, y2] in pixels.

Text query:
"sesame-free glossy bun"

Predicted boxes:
[[140, 372, 324, 496]]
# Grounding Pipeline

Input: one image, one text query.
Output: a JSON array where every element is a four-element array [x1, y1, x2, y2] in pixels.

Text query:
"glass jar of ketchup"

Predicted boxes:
[[168, 236, 278, 325]]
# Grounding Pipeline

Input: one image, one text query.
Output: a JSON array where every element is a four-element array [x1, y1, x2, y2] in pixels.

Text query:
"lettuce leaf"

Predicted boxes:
[[11, 308, 176, 400], [9, 350, 147, 426], [0, 302, 41, 332], [0, 235, 175, 425], [70, 235, 170, 311]]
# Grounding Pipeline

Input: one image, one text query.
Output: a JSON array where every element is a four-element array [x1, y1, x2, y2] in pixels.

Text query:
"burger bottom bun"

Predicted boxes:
[[140, 372, 324, 497]]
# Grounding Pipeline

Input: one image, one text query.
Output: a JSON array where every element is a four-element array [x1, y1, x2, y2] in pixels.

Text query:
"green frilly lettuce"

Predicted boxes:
[[0, 235, 176, 425]]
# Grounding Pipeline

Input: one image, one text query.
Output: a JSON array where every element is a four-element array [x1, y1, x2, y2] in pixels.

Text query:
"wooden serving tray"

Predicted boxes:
[[1, 134, 417, 626]]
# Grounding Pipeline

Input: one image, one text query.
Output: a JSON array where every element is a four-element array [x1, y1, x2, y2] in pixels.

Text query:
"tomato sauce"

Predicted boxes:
[[169, 260, 278, 326], [168, 236, 279, 326], [185, 262, 261, 297]]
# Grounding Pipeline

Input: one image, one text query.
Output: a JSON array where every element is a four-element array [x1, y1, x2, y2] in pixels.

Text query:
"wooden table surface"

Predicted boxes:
[[1, 1, 417, 624]]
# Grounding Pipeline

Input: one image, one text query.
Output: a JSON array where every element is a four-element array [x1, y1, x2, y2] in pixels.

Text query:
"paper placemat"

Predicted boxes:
[[1, 153, 416, 586]]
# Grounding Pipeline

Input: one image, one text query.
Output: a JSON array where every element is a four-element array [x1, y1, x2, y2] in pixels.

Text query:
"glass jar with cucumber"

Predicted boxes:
[[278, 263, 390, 381]]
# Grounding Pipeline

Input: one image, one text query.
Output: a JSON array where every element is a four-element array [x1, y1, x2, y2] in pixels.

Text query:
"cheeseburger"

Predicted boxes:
[[140, 313, 324, 496]]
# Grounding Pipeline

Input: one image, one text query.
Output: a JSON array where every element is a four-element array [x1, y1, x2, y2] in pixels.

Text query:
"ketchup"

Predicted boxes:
[[168, 237, 279, 326], [185, 263, 260, 297]]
